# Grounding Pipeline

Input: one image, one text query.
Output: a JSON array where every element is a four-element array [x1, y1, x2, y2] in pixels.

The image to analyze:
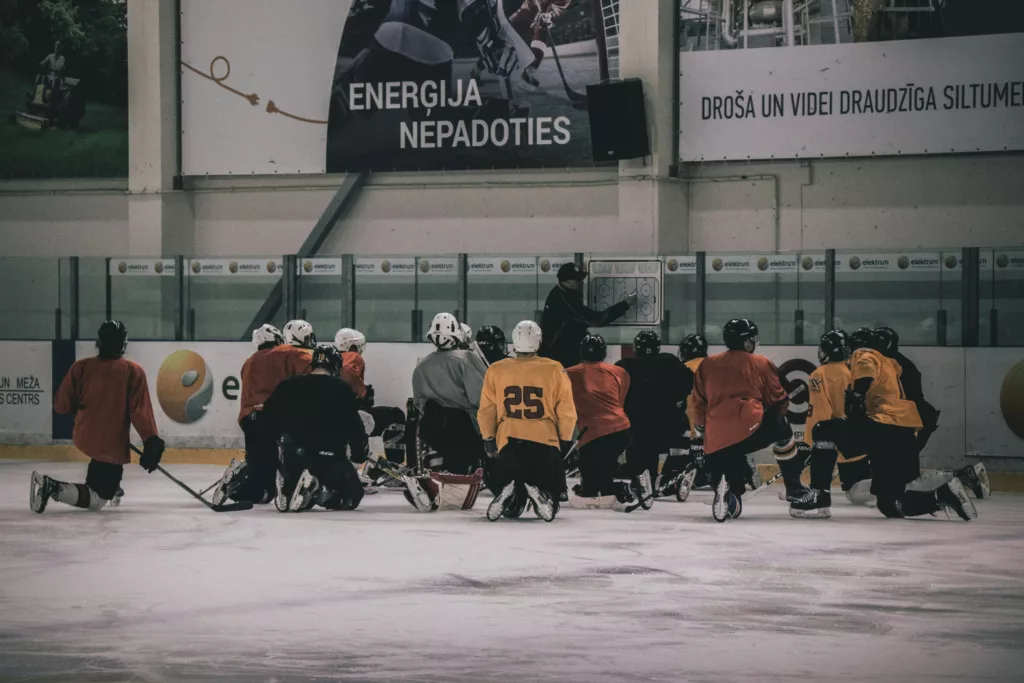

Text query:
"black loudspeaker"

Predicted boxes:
[[586, 78, 649, 162]]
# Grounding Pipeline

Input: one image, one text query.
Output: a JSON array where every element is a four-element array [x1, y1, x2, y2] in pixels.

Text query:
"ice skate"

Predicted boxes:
[[936, 478, 978, 521], [29, 471, 57, 514], [675, 467, 697, 503], [288, 470, 319, 512], [524, 483, 556, 522], [403, 475, 435, 513], [790, 489, 832, 519], [487, 481, 516, 521], [274, 470, 290, 512], [632, 470, 654, 510], [844, 479, 876, 507], [109, 487, 125, 508], [712, 476, 730, 523], [212, 458, 246, 506], [726, 492, 743, 519], [954, 463, 990, 499]]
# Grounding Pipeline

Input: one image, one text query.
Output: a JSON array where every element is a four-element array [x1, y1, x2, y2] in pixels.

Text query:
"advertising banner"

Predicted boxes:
[[355, 257, 417, 276], [538, 256, 575, 279], [110, 259, 177, 277], [966, 348, 1024, 461], [180, 0, 606, 175], [468, 257, 538, 276], [663, 256, 698, 275], [187, 259, 284, 277], [298, 258, 343, 276], [0, 342, 52, 444], [678, 2, 1024, 162], [417, 258, 459, 277], [0, 1, 128, 179], [706, 254, 799, 275]]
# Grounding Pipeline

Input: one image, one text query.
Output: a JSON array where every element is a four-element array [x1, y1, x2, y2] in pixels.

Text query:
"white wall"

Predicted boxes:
[[0, 182, 129, 257], [686, 153, 1024, 252]]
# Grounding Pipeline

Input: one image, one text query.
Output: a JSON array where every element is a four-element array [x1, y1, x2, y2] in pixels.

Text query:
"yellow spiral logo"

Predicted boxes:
[[155, 350, 214, 424], [1000, 359, 1024, 441]]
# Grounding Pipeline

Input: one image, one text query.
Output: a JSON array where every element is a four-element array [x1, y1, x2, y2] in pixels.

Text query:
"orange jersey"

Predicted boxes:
[[341, 352, 367, 398], [478, 355, 577, 451], [565, 362, 631, 446], [238, 345, 312, 423], [54, 356, 158, 465], [693, 350, 788, 454], [850, 349, 922, 429], [684, 357, 704, 428]]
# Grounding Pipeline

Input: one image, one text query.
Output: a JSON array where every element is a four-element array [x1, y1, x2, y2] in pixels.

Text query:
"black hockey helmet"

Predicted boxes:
[[97, 320, 128, 358], [579, 334, 607, 363], [678, 333, 708, 361], [723, 318, 759, 351], [874, 326, 899, 356], [475, 325, 508, 364], [849, 327, 880, 352], [633, 330, 661, 358], [310, 345, 343, 376], [818, 329, 850, 365]]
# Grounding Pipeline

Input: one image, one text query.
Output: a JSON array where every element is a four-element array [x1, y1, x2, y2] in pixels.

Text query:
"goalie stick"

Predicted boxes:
[[129, 445, 253, 512], [562, 426, 589, 477]]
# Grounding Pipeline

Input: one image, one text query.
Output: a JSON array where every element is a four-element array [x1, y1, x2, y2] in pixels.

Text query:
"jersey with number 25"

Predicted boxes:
[[478, 356, 578, 452]]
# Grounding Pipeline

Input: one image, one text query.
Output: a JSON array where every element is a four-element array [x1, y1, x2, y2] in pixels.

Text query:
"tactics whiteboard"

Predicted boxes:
[[587, 259, 663, 326]]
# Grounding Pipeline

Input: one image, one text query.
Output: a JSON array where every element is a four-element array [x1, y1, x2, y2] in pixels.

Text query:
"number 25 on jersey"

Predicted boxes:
[[504, 386, 545, 420]]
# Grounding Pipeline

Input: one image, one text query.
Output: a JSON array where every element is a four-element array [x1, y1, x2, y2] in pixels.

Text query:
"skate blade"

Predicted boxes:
[[789, 507, 832, 519]]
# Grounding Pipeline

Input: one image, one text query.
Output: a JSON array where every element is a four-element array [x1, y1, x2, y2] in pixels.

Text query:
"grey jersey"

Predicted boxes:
[[412, 349, 487, 422]]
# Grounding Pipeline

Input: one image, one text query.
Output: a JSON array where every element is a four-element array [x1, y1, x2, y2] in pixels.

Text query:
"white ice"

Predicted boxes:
[[2, 460, 1023, 682]]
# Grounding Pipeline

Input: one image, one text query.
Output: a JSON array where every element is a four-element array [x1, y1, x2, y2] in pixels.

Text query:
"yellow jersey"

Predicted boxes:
[[478, 355, 577, 451], [684, 357, 704, 429], [804, 361, 850, 444], [850, 349, 922, 429]]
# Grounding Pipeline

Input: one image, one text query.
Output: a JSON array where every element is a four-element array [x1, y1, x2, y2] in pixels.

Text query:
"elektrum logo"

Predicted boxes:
[[155, 350, 213, 424]]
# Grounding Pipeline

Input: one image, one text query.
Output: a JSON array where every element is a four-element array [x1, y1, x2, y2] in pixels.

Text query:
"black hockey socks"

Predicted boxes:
[[775, 439, 809, 500], [809, 442, 840, 491]]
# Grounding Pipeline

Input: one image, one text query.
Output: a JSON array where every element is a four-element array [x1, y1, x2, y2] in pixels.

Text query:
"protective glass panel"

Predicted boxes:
[[0, 258, 60, 340], [109, 258, 177, 340], [296, 258, 347, 343], [187, 258, 284, 341], [705, 254, 800, 346], [466, 256, 539, 339], [354, 257, 416, 342], [992, 250, 1024, 347]]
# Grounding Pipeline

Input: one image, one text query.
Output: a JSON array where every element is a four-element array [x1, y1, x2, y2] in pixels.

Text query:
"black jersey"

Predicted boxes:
[[615, 353, 694, 441], [262, 373, 369, 461]]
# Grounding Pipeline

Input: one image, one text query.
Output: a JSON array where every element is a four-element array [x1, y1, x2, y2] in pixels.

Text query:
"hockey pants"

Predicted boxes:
[[418, 401, 484, 475], [279, 435, 364, 511], [707, 406, 792, 497], [578, 429, 632, 498], [491, 438, 567, 500]]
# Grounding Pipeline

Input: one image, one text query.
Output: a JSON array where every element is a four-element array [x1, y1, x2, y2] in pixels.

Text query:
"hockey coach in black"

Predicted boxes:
[[540, 262, 636, 368]]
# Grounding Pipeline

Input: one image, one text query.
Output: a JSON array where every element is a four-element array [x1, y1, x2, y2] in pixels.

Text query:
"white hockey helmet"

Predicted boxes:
[[252, 323, 284, 349], [427, 312, 461, 350], [334, 327, 366, 355], [283, 319, 316, 349], [512, 320, 542, 354], [459, 323, 472, 344]]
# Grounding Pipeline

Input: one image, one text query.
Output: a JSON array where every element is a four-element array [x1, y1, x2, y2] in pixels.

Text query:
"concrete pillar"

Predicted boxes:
[[616, 0, 688, 254], [127, 0, 194, 256]]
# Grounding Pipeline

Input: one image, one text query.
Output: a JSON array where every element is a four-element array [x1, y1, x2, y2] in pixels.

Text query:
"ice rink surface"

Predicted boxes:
[[2, 460, 1023, 683]]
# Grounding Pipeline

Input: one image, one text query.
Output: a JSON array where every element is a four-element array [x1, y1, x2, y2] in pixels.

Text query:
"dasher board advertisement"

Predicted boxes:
[[679, 20, 1024, 162], [180, 0, 606, 175], [0, 342, 52, 444]]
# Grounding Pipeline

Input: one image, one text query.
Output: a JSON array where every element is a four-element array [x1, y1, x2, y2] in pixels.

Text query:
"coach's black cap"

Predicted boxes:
[[557, 262, 589, 281]]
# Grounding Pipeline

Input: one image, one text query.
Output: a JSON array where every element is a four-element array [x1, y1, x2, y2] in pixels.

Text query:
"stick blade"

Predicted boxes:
[[212, 501, 254, 512]]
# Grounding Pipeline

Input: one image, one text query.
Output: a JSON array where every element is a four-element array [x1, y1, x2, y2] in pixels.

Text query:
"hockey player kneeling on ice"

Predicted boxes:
[[412, 313, 488, 474], [32, 321, 165, 513], [793, 328, 977, 521], [565, 334, 640, 512], [479, 320, 577, 522], [616, 331, 694, 505], [261, 346, 369, 512], [213, 324, 312, 507], [693, 319, 801, 522], [789, 330, 873, 515], [678, 334, 710, 492]]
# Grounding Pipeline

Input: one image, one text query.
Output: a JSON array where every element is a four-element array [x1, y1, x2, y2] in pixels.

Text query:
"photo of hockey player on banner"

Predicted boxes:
[[326, 0, 602, 171]]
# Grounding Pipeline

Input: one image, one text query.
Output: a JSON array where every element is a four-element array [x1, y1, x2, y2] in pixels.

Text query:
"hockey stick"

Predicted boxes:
[[198, 478, 222, 497], [533, 1, 587, 108], [130, 445, 253, 512], [562, 426, 589, 477]]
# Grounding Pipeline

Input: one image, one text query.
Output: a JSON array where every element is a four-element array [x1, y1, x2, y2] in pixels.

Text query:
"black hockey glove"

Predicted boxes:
[[690, 427, 705, 470], [139, 435, 165, 473], [484, 439, 498, 459], [844, 389, 867, 421], [359, 385, 376, 411]]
